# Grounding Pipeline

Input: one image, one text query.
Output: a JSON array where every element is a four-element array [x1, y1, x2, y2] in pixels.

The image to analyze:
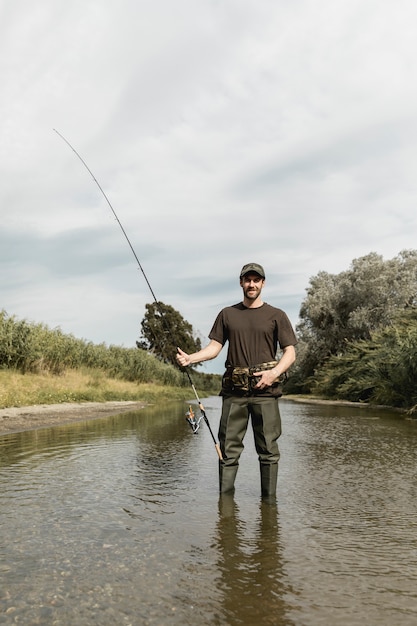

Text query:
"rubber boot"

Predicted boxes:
[[260, 462, 278, 499], [219, 463, 238, 494]]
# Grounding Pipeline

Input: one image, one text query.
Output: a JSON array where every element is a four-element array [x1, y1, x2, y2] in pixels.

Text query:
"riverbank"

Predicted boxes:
[[0, 368, 204, 435], [1, 394, 410, 437], [0, 401, 148, 435], [283, 395, 410, 414]]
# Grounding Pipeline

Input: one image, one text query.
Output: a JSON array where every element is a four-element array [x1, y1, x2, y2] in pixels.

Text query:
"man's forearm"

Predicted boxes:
[[272, 345, 296, 377], [187, 340, 223, 365], [177, 340, 223, 367]]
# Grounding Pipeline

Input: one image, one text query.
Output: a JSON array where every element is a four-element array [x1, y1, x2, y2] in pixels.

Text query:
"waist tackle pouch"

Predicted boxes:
[[222, 361, 287, 394]]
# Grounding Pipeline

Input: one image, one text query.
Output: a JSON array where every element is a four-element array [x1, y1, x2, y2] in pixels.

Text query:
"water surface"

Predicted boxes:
[[1, 398, 416, 625]]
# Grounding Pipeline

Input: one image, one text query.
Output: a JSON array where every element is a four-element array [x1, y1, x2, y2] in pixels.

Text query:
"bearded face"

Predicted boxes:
[[240, 273, 265, 302]]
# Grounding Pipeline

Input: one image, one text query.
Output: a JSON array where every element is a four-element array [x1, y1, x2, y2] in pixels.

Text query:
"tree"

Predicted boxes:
[[310, 309, 417, 411], [137, 301, 202, 367], [295, 250, 417, 385]]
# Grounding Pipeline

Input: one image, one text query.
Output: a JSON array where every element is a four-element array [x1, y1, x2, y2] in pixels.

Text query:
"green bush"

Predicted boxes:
[[311, 309, 417, 412]]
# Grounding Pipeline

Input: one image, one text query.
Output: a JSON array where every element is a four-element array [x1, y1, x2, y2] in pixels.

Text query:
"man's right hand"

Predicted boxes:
[[176, 347, 191, 367]]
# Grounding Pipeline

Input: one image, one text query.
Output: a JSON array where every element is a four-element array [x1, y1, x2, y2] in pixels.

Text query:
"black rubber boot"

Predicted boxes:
[[260, 462, 278, 499], [219, 463, 238, 494]]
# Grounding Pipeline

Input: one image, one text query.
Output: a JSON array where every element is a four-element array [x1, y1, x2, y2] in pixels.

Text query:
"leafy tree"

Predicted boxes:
[[295, 250, 417, 385], [310, 309, 417, 412], [137, 301, 202, 367]]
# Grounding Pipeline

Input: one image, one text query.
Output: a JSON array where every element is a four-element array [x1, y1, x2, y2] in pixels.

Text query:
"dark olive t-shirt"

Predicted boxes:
[[208, 302, 297, 368]]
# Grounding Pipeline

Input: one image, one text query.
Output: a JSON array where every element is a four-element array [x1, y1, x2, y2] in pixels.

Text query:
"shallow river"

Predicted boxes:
[[0, 397, 416, 625]]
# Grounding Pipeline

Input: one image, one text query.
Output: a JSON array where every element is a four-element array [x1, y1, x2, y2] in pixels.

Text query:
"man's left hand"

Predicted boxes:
[[252, 369, 280, 389]]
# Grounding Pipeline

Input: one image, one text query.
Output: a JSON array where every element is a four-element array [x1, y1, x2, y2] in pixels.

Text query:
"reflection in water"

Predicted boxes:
[[215, 495, 296, 625], [0, 398, 416, 625]]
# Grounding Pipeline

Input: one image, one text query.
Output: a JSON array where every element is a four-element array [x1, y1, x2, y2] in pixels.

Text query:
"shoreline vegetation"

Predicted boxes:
[[0, 367, 204, 435], [0, 368, 409, 437], [0, 309, 221, 435], [0, 308, 413, 437]]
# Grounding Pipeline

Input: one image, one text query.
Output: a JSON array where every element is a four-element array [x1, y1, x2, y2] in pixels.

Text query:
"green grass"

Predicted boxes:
[[0, 368, 204, 409], [0, 309, 221, 408]]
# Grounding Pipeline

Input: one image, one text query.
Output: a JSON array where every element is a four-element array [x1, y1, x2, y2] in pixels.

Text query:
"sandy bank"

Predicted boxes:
[[0, 401, 147, 435]]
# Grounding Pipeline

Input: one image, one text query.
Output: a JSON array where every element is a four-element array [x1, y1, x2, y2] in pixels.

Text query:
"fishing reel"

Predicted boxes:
[[185, 405, 203, 434]]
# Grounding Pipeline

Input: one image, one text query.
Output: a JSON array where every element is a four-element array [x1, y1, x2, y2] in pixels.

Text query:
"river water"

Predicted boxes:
[[0, 397, 416, 625]]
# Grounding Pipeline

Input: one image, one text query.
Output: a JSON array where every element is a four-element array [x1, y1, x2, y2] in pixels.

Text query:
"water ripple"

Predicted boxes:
[[1, 400, 417, 625]]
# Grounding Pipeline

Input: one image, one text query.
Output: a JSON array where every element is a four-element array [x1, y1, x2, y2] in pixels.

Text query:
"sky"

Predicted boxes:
[[2, 0, 417, 374]]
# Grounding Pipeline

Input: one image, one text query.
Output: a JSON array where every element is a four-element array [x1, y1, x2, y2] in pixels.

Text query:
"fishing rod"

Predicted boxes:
[[53, 129, 222, 461]]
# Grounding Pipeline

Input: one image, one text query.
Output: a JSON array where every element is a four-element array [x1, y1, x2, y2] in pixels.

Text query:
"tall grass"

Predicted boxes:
[[0, 310, 221, 406]]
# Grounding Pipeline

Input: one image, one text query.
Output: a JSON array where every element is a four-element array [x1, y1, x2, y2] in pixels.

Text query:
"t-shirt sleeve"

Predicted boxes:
[[277, 310, 297, 348], [208, 309, 228, 346]]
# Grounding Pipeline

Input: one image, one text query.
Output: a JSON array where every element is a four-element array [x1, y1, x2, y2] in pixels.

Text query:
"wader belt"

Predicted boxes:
[[221, 361, 287, 395]]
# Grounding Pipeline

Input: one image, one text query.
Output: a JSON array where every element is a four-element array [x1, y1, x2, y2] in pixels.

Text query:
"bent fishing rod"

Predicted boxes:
[[53, 128, 222, 461]]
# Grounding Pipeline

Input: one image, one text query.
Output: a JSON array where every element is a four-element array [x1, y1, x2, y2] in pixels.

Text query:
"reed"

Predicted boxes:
[[0, 310, 221, 408]]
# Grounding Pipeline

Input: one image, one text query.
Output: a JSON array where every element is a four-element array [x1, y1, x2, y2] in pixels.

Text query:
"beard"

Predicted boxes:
[[243, 285, 261, 300]]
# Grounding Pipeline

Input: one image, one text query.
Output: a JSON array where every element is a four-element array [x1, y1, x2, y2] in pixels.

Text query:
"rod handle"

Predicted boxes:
[[215, 443, 223, 461]]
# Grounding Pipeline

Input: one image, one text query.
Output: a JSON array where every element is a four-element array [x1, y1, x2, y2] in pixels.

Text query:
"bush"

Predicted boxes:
[[311, 309, 417, 412]]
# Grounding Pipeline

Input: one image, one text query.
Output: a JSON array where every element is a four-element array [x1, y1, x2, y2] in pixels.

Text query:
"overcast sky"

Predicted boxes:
[[2, 0, 417, 374]]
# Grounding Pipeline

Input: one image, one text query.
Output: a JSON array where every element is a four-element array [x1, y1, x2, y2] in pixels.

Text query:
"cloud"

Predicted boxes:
[[1, 0, 417, 373]]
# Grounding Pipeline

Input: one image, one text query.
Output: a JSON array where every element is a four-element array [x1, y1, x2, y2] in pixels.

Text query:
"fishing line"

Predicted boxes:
[[53, 129, 222, 460]]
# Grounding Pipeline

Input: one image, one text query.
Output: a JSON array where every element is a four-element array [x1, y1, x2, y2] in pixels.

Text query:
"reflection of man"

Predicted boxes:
[[177, 263, 296, 498], [215, 496, 295, 624]]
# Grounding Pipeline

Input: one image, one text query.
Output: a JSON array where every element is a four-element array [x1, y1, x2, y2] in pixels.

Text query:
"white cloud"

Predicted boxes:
[[1, 0, 417, 373]]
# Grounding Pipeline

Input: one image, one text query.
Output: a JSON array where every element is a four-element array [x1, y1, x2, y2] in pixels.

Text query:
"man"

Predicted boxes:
[[176, 263, 296, 498]]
